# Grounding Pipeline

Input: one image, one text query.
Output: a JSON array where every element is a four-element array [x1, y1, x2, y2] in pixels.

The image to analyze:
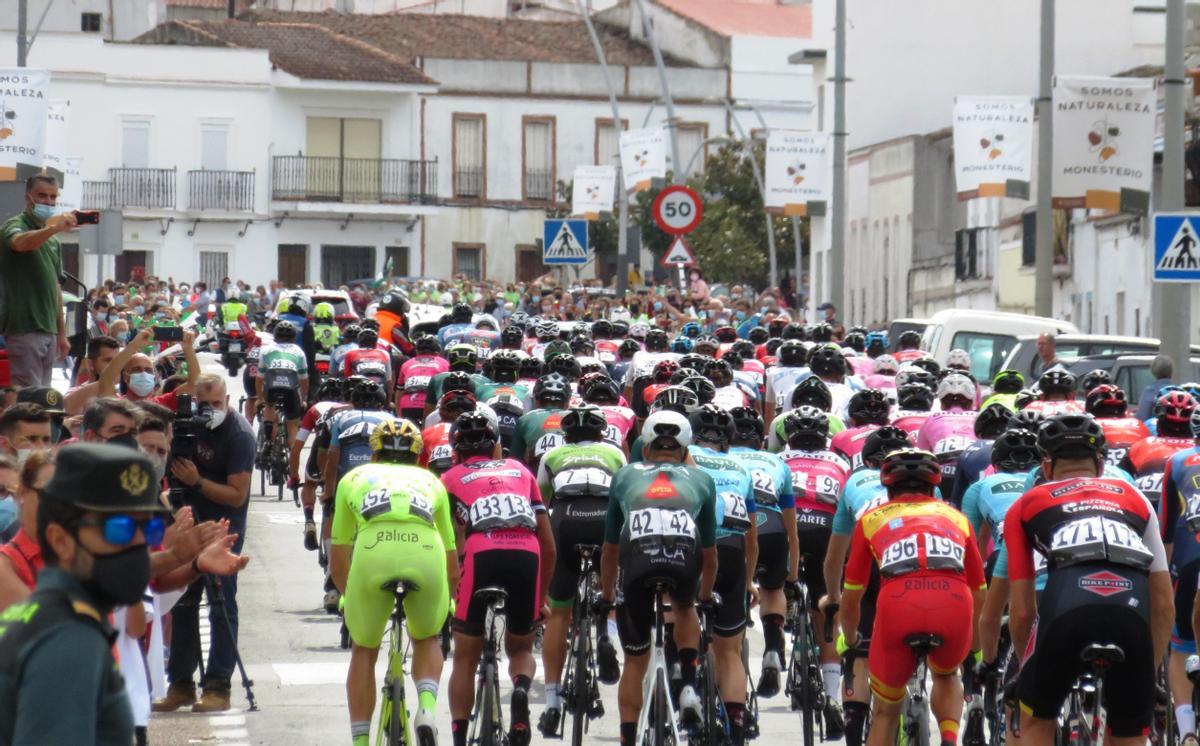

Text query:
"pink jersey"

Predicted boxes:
[[847, 356, 875, 378], [779, 448, 852, 514], [862, 374, 896, 393], [441, 456, 544, 554], [599, 405, 636, 449], [398, 355, 450, 410], [831, 424, 882, 470], [739, 358, 766, 389], [894, 349, 927, 363], [595, 340, 620, 366], [1023, 399, 1087, 416], [892, 410, 933, 437], [915, 410, 978, 458]]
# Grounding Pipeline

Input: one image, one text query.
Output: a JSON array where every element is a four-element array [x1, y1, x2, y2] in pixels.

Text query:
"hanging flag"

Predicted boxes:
[[1052, 75, 1156, 216], [953, 95, 1033, 200], [619, 127, 666, 193], [764, 130, 830, 217], [0, 69, 50, 183], [571, 165, 617, 219], [376, 255, 394, 289], [42, 99, 69, 184]]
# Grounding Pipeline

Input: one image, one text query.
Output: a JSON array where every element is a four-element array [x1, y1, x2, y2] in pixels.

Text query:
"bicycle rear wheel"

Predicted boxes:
[[569, 617, 590, 746], [654, 669, 674, 746], [796, 615, 816, 746], [387, 676, 407, 746], [479, 662, 502, 746]]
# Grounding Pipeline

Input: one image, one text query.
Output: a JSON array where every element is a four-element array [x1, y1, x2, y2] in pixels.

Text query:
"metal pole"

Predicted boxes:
[[793, 216, 804, 313], [577, 0, 630, 296], [829, 0, 846, 313], [17, 0, 28, 66], [1159, 0, 1190, 366], [1034, 0, 1055, 317], [725, 101, 779, 289], [632, 0, 682, 183]]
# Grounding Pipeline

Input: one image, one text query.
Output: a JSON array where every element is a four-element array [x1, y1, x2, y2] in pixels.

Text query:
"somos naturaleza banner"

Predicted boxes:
[[953, 96, 1033, 200], [1052, 75, 1156, 216], [42, 99, 69, 185], [0, 69, 50, 182], [571, 165, 617, 220], [619, 127, 666, 193], [764, 130, 830, 217]]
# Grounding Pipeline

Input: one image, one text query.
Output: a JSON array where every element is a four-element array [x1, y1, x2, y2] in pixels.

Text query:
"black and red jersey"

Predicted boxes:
[[1118, 435, 1193, 512]]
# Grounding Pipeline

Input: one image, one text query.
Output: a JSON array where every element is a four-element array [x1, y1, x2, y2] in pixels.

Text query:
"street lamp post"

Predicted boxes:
[[683, 136, 732, 179]]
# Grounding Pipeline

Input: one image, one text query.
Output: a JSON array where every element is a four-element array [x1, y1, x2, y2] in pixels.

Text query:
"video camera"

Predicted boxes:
[[168, 393, 213, 509]]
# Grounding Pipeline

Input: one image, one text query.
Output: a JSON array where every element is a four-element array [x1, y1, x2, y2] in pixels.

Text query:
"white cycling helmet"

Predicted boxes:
[[610, 306, 631, 323], [628, 322, 650, 340], [946, 348, 973, 371], [642, 410, 693, 449], [873, 354, 899, 375], [936, 372, 977, 402]]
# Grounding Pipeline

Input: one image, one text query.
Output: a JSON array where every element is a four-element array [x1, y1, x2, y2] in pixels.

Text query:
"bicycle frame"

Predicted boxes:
[[637, 588, 684, 746], [469, 591, 508, 746], [377, 585, 411, 746], [561, 546, 602, 745], [899, 657, 932, 746], [785, 581, 826, 746]]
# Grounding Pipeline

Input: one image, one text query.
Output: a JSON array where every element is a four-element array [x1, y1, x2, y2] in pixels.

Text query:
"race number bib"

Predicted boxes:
[[719, 491, 752, 532], [408, 493, 434, 524], [854, 494, 889, 520], [1049, 515, 1153, 570], [924, 534, 965, 572], [404, 375, 431, 393], [792, 471, 842, 506], [1105, 447, 1129, 467], [750, 469, 778, 507], [468, 493, 536, 532], [429, 444, 453, 465], [629, 508, 696, 541], [879, 535, 920, 577], [552, 467, 613, 497], [934, 436, 973, 457], [603, 424, 622, 447], [268, 357, 298, 370], [1135, 473, 1164, 507], [1186, 494, 1200, 533], [534, 432, 565, 457], [360, 488, 392, 520]]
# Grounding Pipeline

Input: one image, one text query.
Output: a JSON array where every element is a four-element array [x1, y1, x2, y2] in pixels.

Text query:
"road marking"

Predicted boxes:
[[266, 514, 306, 525], [273, 661, 349, 686]]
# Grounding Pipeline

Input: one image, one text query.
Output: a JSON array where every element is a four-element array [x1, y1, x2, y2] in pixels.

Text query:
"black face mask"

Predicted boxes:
[[81, 542, 150, 608], [106, 432, 139, 450]]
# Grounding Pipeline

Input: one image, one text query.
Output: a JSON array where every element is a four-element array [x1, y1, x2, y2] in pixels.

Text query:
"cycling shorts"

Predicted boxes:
[[344, 521, 450, 647], [304, 446, 322, 483], [455, 545, 540, 637], [1172, 559, 1200, 653], [868, 575, 974, 704], [616, 549, 701, 655], [714, 538, 749, 637], [547, 498, 607, 608], [1016, 565, 1153, 738], [755, 510, 789, 590], [796, 510, 833, 604], [266, 386, 304, 420], [242, 366, 257, 399], [400, 408, 424, 427]]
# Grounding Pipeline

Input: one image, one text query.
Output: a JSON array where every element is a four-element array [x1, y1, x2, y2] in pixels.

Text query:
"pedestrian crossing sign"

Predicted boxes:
[[543, 219, 589, 265], [1153, 213, 1200, 282]]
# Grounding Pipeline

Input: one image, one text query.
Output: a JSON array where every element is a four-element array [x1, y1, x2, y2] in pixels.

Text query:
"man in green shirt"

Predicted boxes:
[[0, 175, 75, 386]]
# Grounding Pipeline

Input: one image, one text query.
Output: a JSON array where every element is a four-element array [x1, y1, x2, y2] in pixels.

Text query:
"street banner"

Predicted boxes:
[[953, 95, 1033, 200], [764, 130, 830, 217], [57, 157, 83, 212], [619, 127, 666, 193], [571, 164, 616, 219], [0, 69, 50, 182], [43, 99, 69, 184], [1052, 75, 1156, 215]]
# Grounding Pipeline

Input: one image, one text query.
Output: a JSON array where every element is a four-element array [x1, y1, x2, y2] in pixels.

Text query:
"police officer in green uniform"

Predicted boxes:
[[0, 443, 168, 745], [312, 302, 341, 354], [219, 289, 248, 332]]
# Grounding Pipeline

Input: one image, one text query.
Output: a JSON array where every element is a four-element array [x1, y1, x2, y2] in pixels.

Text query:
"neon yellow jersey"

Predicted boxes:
[[331, 462, 457, 550]]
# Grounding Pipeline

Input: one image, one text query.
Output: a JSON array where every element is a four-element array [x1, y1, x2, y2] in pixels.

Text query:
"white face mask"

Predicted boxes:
[[206, 408, 227, 430], [15, 449, 32, 469]]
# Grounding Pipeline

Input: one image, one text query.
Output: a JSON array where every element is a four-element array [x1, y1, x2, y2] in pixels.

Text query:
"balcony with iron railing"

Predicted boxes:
[[271, 156, 437, 204], [81, 168, 176, 209], [453, 166, 483, 199], [188, 170, 255, 211], [524, 169, 554, 202]]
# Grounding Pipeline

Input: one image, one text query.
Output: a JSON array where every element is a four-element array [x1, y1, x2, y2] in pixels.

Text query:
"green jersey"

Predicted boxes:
[[312, 322, 340, 353], [261, 342, 308, 377], [537, 441, 627, 504], [427, 371, 490, 404], [510, 407, 567, 470], [605, 462, 718, 549], [331, 463, 457, 549], [476, 381, 532, 409]]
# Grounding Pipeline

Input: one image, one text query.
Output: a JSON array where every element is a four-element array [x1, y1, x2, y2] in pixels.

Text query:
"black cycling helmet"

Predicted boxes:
[[781, 323, 806, 341], [765, 338, 784, 357], [547, 354, 582, 381], [488, 350, 521, 383], [678, 354, 709, 373], [446, 343, 478, 371], [974, 402, 1014, 439], [316, 377, 344, 402], [705, 358, 733, 388], [500, 325, 525, 349], [680, 374, 716, 405], [611, 319, 630, 339], [811, 323, 834, 344], [778, 340, 807, 368], [357, 327, 379, 348], [1009, 408, 1045, 433], [561, 405, 608, 444], [342, 323, 362, 343], [1085, 384, 1128, 418], [442, 371, 474, 396], [450, 302, 474, 325], [581, 374, 621, 405], [519, 356, 542, 380], [450, 411, 498, 452], [533, 373, 570, 406], [618, 338, 641, 360], [1037, 413, 1106, 460], [897, 330, 923, 350], [729, 340, 757, 361], [361, 318, 380, 332], [861, 426, 913, 468], [689, 404, 735, 448], [991, 428, 1041, 472], [909, 356, 941, 377], [1038, 368, 1076, 396], [273, 319, 298, 343], [729, 406, 765, 446], [438, 389, 477, 419], [378, 288, 410, 316], [783, 406, 830, 449], [897, 382, 935, 412], [847, 389, 891, 427], [570, 334, 595, 356], [991, 369, 1025, 395], [591, 319, 613, 340], [415, 334, 441, 356], [348, 377, 386, 410], [790, 376, 833, 412], [645, 328, 670, 353], [747, 326, 770, 345], [1078, 368, 1113, 395], [842, 332, 866, 353], [766, 318, 786, 339], [544, 340, 572, 362], [895, 367, 937, 391], [652, 385, 700, 414], [880, 448, 942, 489], [808, 344, 846, 379], [693, 335, 719, 356]]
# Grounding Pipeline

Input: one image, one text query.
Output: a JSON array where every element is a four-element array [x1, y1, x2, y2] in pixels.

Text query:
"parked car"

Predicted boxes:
[[1067, 353, 1200, 407], [1000, 334, 1200, 382], [920, 309, 1078, 383]]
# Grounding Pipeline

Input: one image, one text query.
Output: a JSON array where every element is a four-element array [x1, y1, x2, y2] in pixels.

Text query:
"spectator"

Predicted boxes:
[[65, 336, 121, 414], [1032, 332, 1063, 378], [97, 327, 200, 410], [0, 175, 75, 386], [80, 397, 142, 446], [817, 301, 839, 325], [688, 268, 710, 307], [1137, 354, 1177, 421], [0, 449, 54, 610], [0, 404, 51, 464]]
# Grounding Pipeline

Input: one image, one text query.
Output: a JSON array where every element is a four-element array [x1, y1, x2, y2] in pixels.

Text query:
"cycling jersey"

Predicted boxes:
[[1021, 399, 1087, 416], [397, 355, 450, 413], [861, 374, 896, 395], [595, 340, 620, 367], [831, 424, 881, 470], [342, 347, 392, 387], [729, 446, 795, 590], [781, 447, 851, 601], [598, 404, 636, 451], [893, 349, 927, 363], [1119, 435, 1193, 513], [332, 463, 456, 645], [735, 357, 766, 391], [832, 468, 889, 536], [328, 409, 402, 479], [510, 408, 567, 471], [979, 392, 1017, 411], [1022, 461, 1135, 490], [1158, 446, 1200, 653], [436, 322, 475, 348], [764, 366, 809, 412], [766, 410, 846, 452], [461, 329, 500, 359], [891, 410, 933, 438], [418, 423, 455, 474], [622, 351, 681, 389], [1096, 416, 1151, 467], [260, 341, 308, 378], [712, 384, 751, 410], [846, 356, 875, 379], [948, 439, 994, 509], [425, 371, 489, 406], [960, 470, 1037, 581], [297, 401, 342, 443], [688, 446, 756, 541], [916, 410, 978, 485], [329, 342, 356, 378]]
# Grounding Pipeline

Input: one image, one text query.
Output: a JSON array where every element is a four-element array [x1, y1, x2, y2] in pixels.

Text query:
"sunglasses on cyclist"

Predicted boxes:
[[74, 515, 166, 546]]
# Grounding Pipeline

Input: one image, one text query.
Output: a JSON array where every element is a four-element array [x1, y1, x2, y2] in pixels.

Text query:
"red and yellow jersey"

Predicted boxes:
[[845, 495, 985, 591]]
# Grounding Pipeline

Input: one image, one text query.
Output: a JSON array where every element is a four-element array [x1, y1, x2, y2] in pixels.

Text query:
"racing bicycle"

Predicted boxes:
[[555, 545, 606, 746], [377, 581, 415, 746], [469, 587, 509, 746]]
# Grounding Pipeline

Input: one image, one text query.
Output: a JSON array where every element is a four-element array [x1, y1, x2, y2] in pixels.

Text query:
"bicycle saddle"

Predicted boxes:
[[380, 580, 419, 596], [646, 577, 679, 594], [576, 544, 600, 558], [903, 633, 945, 654], [473, 586, 509, 608], [1080, 643, 1125, 667]]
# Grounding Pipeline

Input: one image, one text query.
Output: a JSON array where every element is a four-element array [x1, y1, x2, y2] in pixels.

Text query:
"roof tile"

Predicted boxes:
[[654, 0, 811, 39]]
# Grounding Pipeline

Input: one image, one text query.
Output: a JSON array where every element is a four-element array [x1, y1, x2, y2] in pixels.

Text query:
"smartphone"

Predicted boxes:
[[153, 326, 183, 342], [74, 210, 100, 225]]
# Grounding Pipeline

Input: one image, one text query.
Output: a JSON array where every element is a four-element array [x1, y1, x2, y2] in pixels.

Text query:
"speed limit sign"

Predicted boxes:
[[652, 185, 704, 235]]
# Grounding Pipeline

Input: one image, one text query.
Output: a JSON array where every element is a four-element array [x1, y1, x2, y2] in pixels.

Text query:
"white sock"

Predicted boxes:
[[822, 663, 842, 701], [1178, 704, 1196, 736], [545, 683, 560, 709]]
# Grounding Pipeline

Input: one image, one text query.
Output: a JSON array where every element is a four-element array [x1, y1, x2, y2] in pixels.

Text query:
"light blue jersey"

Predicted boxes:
[[728, 446, 795, 512], [689, 445, 756, 540]]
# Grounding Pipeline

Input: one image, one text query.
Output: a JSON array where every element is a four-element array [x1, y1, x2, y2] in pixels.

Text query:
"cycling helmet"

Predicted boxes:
[[628, 322, 650, 341], [679, 354, 709, 374], [618, 338, 642, 360], [650, 359, 679, 384], [652, 385, 700, 414], [1077, 369, 1113, 395], [974, 402, 1014, 439], [714, 326, 738, 344], [361, 318, 380, 332], [643, 409, 693, 451], [680, 375, 716, 405], [533, 373, 570, 406], [1014, 388, 1040, 410], [316, 377, 344, 402], [415, 334, 441, 356], [872, 354, 899, 376], [544, 340, 572, 361], [992, 369, 1025, 396], [1190, 407, 1200, 440], [729, 340, 757, 361], [450, 302, 474, 325], [442, 371, 474, 396], [897, 382, 935, 412], [1038, 368, 1076, 396], [991, 428, 1041, 472], [783, 406, 830, 449], [672, 336, 695, 354], [895, 366, 937, 391], [369, 419, 423, 460], [493, 325, 519, 348], [1156, 390, 1197, 428], [848, 325, 869, 337], [778, 340, 807, 368], [729, 406, 765, 445], [811, 323, 834, 343], [782, 323, 806, 341], [765, 338, 784, 357], [342, 324, 362, 343], [1009, 409, 1045, 433], [378, 288, 410, 316], [450, 410, 498, 452], [1085, 384, 1128, 418], [842, 332, 866, 354], [645, 329, 670, 353], [897, 330, 923, 350], [767, 318, 787, 339], [519, 356, 542, 380], [446, 343, 478, 371], [349, 377, 387, 410], [865, 332, 889, 356], [704, 358, 733, 388], [438, 389, 477, 419], [281, 294, 311, 317], [723, 350, 745, 372], [861, 426, 913, 468], [536, 320, 559, 341], [880, 448, 942, 488], [808, 344, 846, 378], [508, 311, 530, 330], [681, 321, 703, 339], [693, 335, 719, 356], [267, 316, 297, 343], [910, 356, 941, 377], [570, 334, 596, 356], [847, 389, 891, 427], [1182, 383, 1200, 402], [689, 404, 736, 447], [590, 319, 613, 340], [357, 327, 379, 348], [611, 319, 630, 339], [547, 354, 582, 381], [1038, 413, 1105, 460], [936, 373, 976, 405], [791, 376, 833, 412], [581, 374, 621, 405], [946, 348, 972, 371], [313, 301, 335, 322], [747, 326, 770, 345], [561, 405, 608, 444]]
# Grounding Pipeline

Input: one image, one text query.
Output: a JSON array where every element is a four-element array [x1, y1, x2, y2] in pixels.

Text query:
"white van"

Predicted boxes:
[[920, 309, 1079, 383]]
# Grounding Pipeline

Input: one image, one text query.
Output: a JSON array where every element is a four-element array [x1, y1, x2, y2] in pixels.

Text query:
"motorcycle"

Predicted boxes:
[[219, 328, 248, 377]]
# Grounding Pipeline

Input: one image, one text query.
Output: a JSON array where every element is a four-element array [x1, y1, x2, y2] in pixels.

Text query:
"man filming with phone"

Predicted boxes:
[[0, 175, 77, 387]]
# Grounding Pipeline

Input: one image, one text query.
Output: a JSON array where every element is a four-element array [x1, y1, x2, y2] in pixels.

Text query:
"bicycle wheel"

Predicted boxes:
[[796, 615, 816, 746], [703, 649, 724, 746], [479, 662, 501, 746], [569, 616, 590, 746], [655, 668, 674, 746], [388, 676, 407, 746]]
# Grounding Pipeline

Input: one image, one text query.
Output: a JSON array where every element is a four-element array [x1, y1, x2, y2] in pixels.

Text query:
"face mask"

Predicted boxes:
[[31, 203, 56, 222], [15, 449, 32, 469], [146, 454, 168, 484], [106, 432, 139, 450], [129, 372, 157, 397], [735, 310, 747, 321], [133, 305, 145, 315], [653, 302, 664, 312], [207, 408, 227, 430], [114, 294, 125, 305], [80, 543, 151, 607], [116, 331, 130, 344]]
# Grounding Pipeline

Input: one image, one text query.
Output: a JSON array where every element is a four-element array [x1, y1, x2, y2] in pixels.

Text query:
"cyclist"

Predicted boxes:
[[726, 406, 799, 700], [861, 354, 898, 399], [807, 343, 863, 419], [477, 349, 532, 454], [424, 343, 482, 420], [276, 292, 319, 392], [599, 410, 719, 742], [311, 301, 341, 356], [1005, 414, 1173, 746], [441, 412, 555, 746], [893, 330, 926, 363], [535, 405, 627, 735], [980, 369, 1025, 412], [397, 335, 449, 424], [688, 405, 758, 746], [436, 303, 476, 347], [916, 372, 978, 495], [1022, 368, 1086, 416], [330, 323, 362, 383], [419, 389, 481, 476], [831, 389, 892, 469], [342, 327, 393, 391], [891, 381, 936, 437], [766, 377, 847, 452], [627, 386, 701, 462], [839, 448, 986, 746], [258, 319, 310, 454], [947, 402, 1014, 508], [1117, 390, 1196, 513], [765, 340, 810, 424], [1085, 384, 1149, 467], [290, 377, 348, 551], [510, 373, 572, 472], [375, 288, 417, 358], [780, 406, 852, 736], [579, 373, 636, 455], [330, 420, 457, 746]]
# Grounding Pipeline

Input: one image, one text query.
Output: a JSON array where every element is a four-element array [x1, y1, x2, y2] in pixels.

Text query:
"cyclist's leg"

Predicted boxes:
[[714, 542, 750, 743], [1170, 561, 1200, 736], [845, 569, 880, 746], [449, 546, 488, 746], [397, 525, 452, 716], [499, 549, 542, 745], [342, 538, 399, 745], [755, 513, 788, 692], [614, 569, 657, 744]]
